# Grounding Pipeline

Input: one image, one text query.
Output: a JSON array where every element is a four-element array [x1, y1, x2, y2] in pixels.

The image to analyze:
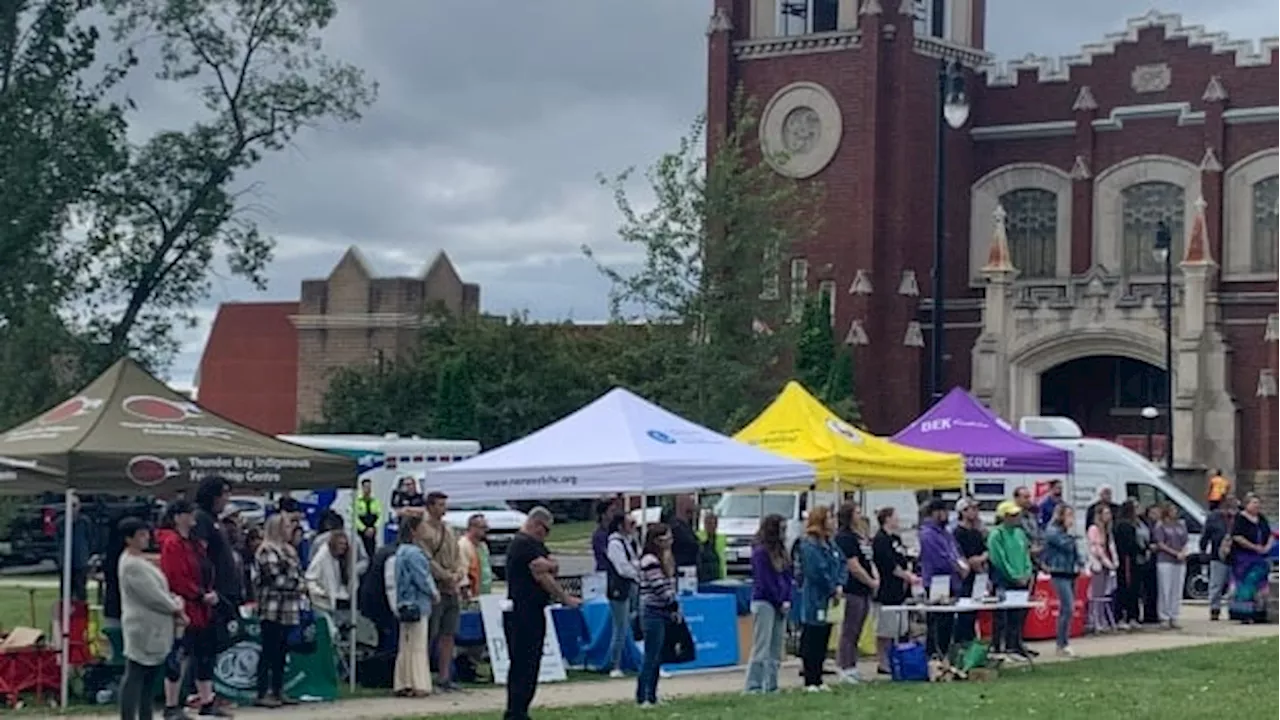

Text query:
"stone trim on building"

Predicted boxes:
[[1223, 147, 1279, 280], [969, 163, 1073, 285], [1092, 154, 1202, 278]]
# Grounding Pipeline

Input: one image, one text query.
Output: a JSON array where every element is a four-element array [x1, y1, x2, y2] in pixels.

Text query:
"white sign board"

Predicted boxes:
[[581, 572, 607, 601], [478, 594, 568, 685]]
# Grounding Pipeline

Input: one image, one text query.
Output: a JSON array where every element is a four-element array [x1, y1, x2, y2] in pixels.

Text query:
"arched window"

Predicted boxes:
[[1252, 176, 1278, 273], [1121, 181, 1184, 275], [1000, 188, 1057, 278]]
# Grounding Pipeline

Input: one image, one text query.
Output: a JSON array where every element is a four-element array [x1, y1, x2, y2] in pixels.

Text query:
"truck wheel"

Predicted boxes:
[[1184, 561, 1209, 601]]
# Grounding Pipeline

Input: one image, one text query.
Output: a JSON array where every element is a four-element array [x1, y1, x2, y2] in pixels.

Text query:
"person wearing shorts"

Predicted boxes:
[[871, 507, 917, 675], [422, 491, 466, 692]]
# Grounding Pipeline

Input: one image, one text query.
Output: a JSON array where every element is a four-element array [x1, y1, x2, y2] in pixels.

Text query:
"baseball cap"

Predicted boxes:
[[996, 500, 1021, 519], [955, 498, 977, 513]]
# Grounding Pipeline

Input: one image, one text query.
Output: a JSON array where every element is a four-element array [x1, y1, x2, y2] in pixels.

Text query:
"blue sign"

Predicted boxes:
[[647, 430, 677, 444], [667, 593, 739, 671]]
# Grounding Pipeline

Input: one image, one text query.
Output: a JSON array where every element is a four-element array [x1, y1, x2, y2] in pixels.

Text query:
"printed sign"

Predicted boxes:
[[478, 594, 568, 685]]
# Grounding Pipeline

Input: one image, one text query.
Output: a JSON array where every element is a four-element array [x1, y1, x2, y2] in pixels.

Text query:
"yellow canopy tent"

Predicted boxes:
[[734, 381, 964, 490]]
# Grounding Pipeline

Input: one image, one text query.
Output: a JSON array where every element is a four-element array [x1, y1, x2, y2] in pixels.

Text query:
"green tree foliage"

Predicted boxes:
[[584, 96, 822, 431], [80, 0, 377, 365], [794, 292, 860, 424]]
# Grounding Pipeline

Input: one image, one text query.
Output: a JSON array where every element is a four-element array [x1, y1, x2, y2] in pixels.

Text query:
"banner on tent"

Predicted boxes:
[[479, 594, 568, 685]]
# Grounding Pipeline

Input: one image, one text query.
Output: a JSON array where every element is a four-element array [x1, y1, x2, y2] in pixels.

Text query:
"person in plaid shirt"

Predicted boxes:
[[253, 513, 308, 708]]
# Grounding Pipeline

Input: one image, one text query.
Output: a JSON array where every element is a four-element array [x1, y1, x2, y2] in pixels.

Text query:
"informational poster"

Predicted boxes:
[[478, 594, 568, 685], [580, 572, 607, 601]]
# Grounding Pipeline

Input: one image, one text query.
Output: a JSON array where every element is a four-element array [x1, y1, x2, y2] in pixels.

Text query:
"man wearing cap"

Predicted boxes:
[[918, 499, 968, 657], [988, 500, 1035, 656]]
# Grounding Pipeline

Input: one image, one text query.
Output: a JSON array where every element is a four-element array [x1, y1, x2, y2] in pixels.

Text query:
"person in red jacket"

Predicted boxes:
[[158, 501, 227, 719]]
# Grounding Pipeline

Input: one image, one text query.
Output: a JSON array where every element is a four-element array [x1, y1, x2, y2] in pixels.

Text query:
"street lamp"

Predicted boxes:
[[1153, 221, 1174, 474], [1141, 405, 1159, 461], [929, 51, 969, 404]]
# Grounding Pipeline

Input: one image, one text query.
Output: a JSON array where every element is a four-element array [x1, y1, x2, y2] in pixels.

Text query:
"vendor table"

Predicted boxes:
[[879, 600, 1045, 614], [697, 580, 753, 616]]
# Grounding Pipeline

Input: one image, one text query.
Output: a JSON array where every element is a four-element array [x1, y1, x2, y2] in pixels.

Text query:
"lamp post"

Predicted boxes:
[[1153, 221, 1174, 474], [1141, 405, 1159, 461], [928, 12, 970, 403]]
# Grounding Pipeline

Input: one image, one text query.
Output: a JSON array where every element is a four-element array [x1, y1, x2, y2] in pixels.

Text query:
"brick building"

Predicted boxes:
[[707, 2, 1278, 494], [292, 248, 480, 425], [196, 301, 300, 435]]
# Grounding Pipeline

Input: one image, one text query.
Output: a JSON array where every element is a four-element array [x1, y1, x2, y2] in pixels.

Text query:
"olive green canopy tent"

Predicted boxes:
[[0, 456, 64, 493], [0, 357, 356, 493]]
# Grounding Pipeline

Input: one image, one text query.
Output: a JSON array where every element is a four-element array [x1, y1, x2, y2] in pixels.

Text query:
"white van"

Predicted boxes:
[[926, 417, 1210, 599]]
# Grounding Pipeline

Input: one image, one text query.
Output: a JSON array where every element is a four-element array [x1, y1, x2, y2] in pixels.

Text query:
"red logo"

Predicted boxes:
[[126, 455, 180, 486], [38, 396, 103, 425], [1032, 588, 1052, 620], [122, 395, 202, 422]]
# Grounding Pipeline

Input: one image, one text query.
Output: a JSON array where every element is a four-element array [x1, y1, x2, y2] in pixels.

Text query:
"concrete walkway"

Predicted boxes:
[[65, 608, 1274, 720]]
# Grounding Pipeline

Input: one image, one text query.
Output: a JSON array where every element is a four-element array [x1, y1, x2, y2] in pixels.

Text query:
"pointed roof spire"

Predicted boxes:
[[903, 321, 925, 348], [844, 319, 869, 346], [848, 269, 873, 295], [330, 246, 373, 279], [982, 204, 1016, 273], [1070, 155, 1092, 181], [1202, 75, 1228, 103], [706, 6, 732, 35], [860, 0, 883, 15], [1181, 196, 1214, 265], [1199, 146, 1223, 173], [1072, 86, 1098, 112], [898, 269, 920, 296]]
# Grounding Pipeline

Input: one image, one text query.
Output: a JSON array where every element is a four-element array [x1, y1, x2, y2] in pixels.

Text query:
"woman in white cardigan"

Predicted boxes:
[[306, 530, 359, 636], [118, 517, 186, 720]]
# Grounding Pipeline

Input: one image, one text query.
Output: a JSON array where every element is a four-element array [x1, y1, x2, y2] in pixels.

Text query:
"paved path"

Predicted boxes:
[[60, 606, 1274, 720]]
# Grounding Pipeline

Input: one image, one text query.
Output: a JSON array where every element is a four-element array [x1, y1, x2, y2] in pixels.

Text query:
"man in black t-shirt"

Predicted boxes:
[[833, 504, 879, 681], [503, 507, 579, 720], [194, 477, 241, 605], [871, 507, 918, 674]]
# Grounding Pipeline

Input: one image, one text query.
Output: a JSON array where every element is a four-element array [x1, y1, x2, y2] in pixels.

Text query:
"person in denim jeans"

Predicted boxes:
[[1042, 505, 1083, 656], [604, 513, 641, 677], [1199, 497, 1237, 621], [744, 514, 793, 693], [636, 524, 677, 707]]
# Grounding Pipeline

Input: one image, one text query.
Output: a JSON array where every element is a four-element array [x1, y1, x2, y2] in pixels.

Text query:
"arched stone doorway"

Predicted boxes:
[[1040, 355, 1169, 457]]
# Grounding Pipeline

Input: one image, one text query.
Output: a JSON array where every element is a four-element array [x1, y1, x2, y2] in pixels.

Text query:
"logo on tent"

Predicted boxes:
[[824, 418, 862, 444], [122, 395, 202, 422], [126, 455, 181, 486], [647, 430, 677, 444], [38, 396, 103, 425]]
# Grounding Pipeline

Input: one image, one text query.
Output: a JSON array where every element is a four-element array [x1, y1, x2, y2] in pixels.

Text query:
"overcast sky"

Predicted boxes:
[[151, 0, 1278, 389]]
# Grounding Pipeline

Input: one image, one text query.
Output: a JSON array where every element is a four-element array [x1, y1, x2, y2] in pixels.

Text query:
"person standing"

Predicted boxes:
[[1113, 500, 1146, 630], [1138, 505, 1162, 624], [1086, 504, 1118, 633], [254, 513, 307, 708], [503, 507, 579, 720], [636, 523, 678, 706], [119, 517, 186, 720], [458, 514, 493, 600], [951, 498, 988, 644], [1037, 480, 1064, 529], [394, 515, 439, 697], [1085, 486, 1121, 532], [1228, 493, 1274, 623], [796, 506, 844, 691], [871, 508, 916, 675], [1012, 487, 1044, 565], [391, 477, 426, 521], [833, 503, 877, 684], [695, 512, 726, 583], [1206, 469, 1231, 511], [305, 530, 353, 638], [591, 498, 617, 573], [603, 513, 640, 678], [193, 477, 241, 608], [988, 501, 1035, 657], [668, 496, 700, 571], [1152, 503, 1189, 629], [1200, 496, 1238, 621], [421, 491, 465, 692], [1041, 505, 1082, 657], [57, 492, 92, 602], [157, 501, 224, 719], [744, 514, 792, 694], [355, 478, 383, 558], [918, 500, 966, 658]]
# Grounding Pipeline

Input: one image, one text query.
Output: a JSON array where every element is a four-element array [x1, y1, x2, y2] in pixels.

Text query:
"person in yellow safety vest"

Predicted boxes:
[[1206, 469, 1231, 511], [354, 478, 383, 558], [696, 512, 727, 583]]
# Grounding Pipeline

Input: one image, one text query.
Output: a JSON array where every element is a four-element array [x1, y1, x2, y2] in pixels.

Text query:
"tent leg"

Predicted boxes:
[[59, 488, 73, 709], [349, 479, 359, 692]]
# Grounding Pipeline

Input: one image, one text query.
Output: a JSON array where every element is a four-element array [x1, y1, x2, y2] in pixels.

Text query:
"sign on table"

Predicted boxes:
[[479, 594, 568, 685]]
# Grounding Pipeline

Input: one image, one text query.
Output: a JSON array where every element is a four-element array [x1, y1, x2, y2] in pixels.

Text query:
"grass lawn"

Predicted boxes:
[[0, 585, 57, 632], [420, 637, 1278, 720], [545, 520, 596, 554]]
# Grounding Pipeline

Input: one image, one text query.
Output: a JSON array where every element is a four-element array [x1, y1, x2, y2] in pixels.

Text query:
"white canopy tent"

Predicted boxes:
[[428, 388, 814, 502]]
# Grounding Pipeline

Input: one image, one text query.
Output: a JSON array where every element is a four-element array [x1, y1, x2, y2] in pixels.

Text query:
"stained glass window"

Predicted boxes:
[[1121, 182, 1184, 275], [1000, 189, 1057, 278], [1251, 176, 1278, 273]]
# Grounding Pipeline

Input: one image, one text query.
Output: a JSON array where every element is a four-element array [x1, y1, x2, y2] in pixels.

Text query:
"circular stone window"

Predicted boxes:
[[759, 82, 842, 179]]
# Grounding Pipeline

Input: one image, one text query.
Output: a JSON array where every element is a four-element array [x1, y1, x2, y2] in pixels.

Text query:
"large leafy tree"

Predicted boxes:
[[585, 96, 823, 431], [78, 0, 378, 366], [795, 293, 859, 424]]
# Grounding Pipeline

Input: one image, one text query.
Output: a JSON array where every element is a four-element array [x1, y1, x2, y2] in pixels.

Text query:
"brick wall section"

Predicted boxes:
[[293, 249, 479, 426]]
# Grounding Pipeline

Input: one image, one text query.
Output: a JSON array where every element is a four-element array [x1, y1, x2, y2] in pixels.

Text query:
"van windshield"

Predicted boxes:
[[715, 494, 796, 519], [450, 502, 512, 512]]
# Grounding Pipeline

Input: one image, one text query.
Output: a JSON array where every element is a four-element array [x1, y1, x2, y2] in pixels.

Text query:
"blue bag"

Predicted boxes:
[[889, 641, 929, 682]]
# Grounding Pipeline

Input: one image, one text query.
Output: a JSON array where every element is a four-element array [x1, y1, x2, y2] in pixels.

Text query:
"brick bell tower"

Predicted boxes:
[[707, 0, 989, 434]]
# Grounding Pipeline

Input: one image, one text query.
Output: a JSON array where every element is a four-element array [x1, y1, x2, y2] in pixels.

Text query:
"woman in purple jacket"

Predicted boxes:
[[744, 514, 794, 693]]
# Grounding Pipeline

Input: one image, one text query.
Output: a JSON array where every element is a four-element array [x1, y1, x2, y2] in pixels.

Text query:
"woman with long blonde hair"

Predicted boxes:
[[796, 506, 845, 691], [254, 513, 307, 707]]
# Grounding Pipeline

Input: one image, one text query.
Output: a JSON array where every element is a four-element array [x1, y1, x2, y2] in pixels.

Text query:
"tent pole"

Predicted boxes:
[[59, 488, 73, 709], [349, 478, 359, 691]]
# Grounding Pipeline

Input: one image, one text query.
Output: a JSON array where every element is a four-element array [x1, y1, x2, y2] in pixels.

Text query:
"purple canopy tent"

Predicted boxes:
[[893, 388, 1072, 475]]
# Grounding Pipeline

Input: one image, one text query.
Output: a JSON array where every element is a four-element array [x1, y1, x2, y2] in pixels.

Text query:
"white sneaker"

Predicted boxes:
[[805, 685, 822, 693], [659, 669, 672, 678], [1056, 646, 1075, 658], [609, 669, 625, 679], [838, 669, 861, 684]]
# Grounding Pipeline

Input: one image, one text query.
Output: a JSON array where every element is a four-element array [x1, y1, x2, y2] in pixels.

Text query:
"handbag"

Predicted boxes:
[[660, 616, 696, 665], [889, 641, 929, 682]]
